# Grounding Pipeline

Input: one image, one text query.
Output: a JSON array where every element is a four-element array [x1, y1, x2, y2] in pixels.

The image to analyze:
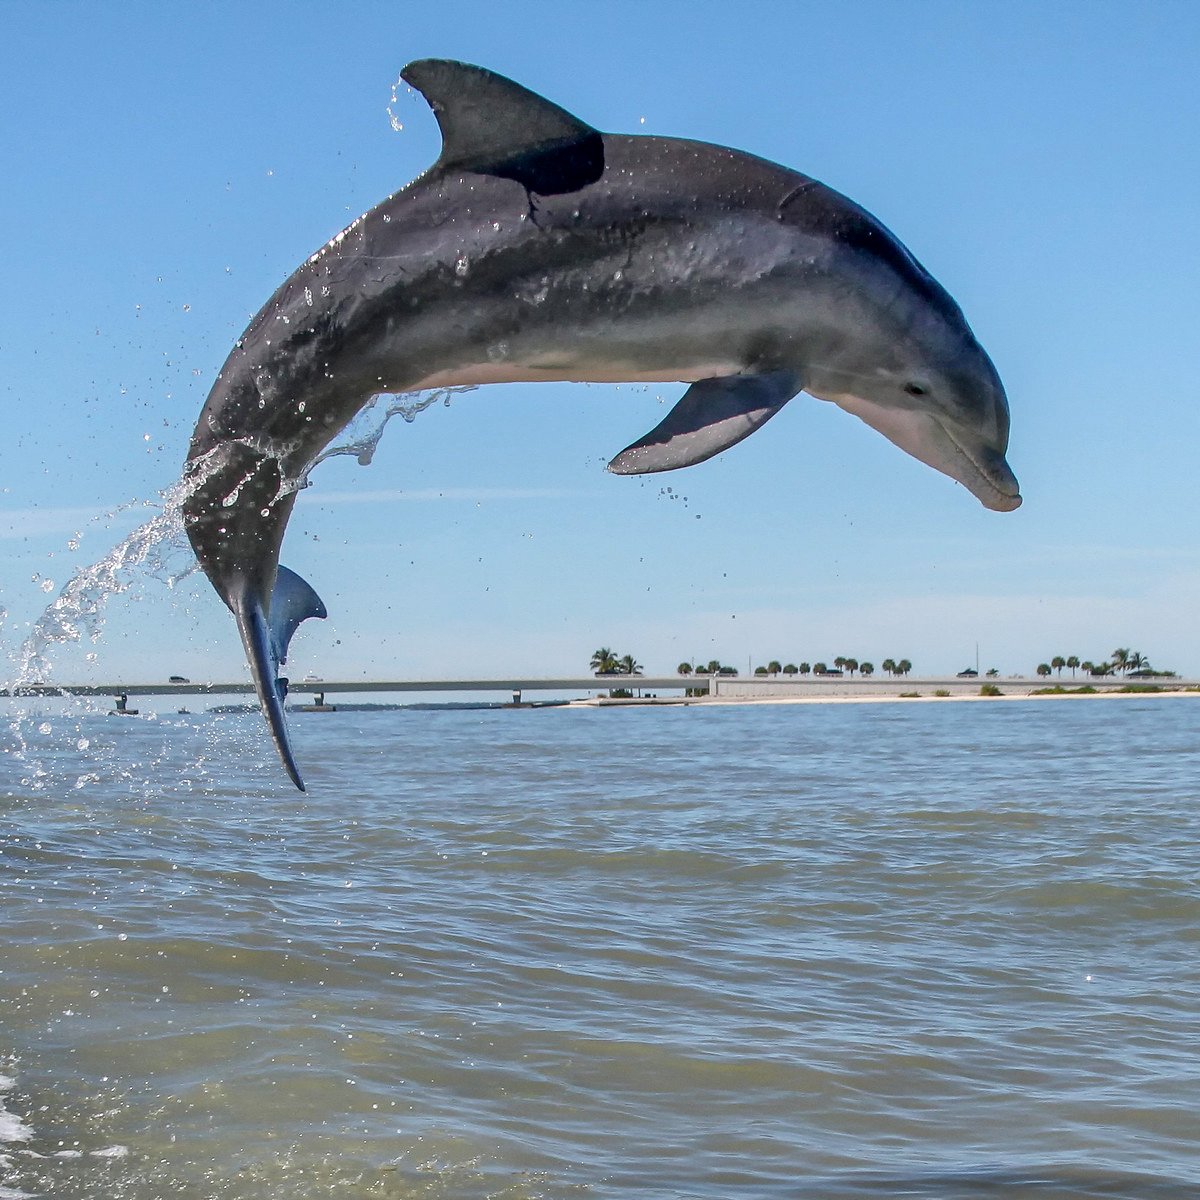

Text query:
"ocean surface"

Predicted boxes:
[[2, 697, 1199, 1199]]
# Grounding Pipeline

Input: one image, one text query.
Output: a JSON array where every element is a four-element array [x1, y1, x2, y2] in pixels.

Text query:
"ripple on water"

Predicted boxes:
[[3, 701, 1200, 1197]]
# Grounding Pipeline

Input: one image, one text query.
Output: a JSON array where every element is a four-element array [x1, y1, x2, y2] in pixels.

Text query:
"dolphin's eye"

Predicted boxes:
[[903, 382, 929, 397]]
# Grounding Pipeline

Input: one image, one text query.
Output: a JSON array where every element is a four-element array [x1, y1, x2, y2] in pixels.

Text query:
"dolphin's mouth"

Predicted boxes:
[[825, 390, 1021, 514], [940, 422, 1021, 512]]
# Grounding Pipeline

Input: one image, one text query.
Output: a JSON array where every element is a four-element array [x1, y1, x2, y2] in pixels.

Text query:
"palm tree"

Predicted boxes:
[[860, 662, 874, 677], [1051, 655, 1066, 676], [882, 657, 897, 677], [1081, 660, 1095, 676], [797, 662, 811, 676], [676, 662, 692, 676], [767, 659, 782, 676], [754, 665, 769, 676], [1036, 662, 1052, 678], [1111, 647, 1131, 675], [833, 656, 847, 674], [845, 657, 859, 676], [706, 659, 722, 676], [617, 654, 642, 676], [1126, 651, 1145, 673], [1066, 655, 1080, 677], [783, 663, 798, 676], [590, 647, 619, 674], [813, 662, 828, 675], [897, 658, 912, 677]]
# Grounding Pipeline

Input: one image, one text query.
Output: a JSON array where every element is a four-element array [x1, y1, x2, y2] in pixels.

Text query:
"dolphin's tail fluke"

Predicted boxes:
[[232, 566, 327, 792]]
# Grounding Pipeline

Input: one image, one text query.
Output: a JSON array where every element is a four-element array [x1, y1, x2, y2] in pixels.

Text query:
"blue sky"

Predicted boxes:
[[3, 1, 1199, 686]]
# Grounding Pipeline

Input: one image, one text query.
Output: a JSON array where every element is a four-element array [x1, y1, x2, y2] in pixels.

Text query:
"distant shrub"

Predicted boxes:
[[934, 689, 950, 697], [979, 683, 1003, 697]]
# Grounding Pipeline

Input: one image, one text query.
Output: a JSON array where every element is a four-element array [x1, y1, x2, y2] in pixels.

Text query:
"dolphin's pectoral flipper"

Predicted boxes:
[[607, 371, 802, 475], [401, 58, 604, 195], [269, 565, 327, 666]]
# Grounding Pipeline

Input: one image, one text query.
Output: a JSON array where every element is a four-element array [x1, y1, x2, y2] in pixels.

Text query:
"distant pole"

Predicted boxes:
[[976, 642, 980, 674]]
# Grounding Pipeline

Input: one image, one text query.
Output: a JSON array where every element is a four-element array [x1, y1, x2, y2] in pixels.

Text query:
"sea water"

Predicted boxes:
[[2, 698, 1199, 1199]]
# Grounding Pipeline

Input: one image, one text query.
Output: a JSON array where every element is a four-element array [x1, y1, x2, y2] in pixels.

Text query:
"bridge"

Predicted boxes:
[[0, 675, 704, 700]]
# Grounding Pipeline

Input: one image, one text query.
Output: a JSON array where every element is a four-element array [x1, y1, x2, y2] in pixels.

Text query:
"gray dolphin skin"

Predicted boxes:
[[183, 58, 1020, 789]]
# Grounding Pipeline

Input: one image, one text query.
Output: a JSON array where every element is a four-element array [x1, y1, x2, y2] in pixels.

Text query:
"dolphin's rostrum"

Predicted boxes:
[[184, 59, 1020, 789]]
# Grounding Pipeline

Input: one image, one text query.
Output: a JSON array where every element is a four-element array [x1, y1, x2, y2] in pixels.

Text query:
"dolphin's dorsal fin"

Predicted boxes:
[[401, 59, 604, 193], [607, 372, 802, 475]]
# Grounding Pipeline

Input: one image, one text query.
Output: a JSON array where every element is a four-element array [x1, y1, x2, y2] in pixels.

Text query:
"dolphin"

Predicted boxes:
[[183, 58, 1020, 789]]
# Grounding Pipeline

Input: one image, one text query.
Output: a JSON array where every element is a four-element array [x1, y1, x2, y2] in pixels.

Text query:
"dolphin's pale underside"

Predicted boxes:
[[183, 58, 1021, 789]]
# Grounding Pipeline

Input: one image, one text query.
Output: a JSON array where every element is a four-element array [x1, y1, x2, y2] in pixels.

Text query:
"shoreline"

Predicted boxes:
[[572, 686, 1200, 709]]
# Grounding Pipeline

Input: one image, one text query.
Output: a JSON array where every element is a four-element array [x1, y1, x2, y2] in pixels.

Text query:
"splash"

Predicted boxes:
[[304, 387, 472, 474], [10, 483, 194, 691], [8, 389, 469, 692]]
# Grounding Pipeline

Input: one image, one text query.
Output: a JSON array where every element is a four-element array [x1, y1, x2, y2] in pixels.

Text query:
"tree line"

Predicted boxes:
[[1034, 648, 1173, 679], [679, 657, 914, 678], [592, 646, 1178, 682]]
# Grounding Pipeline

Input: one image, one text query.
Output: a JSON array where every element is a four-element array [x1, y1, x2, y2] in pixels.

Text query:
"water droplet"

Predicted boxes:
[[39, 722, 52, 735], [76, 738, 90, 750], [455, 254, 470, 277], [387, 73, 407, 132], [41, 579, 55, 593]]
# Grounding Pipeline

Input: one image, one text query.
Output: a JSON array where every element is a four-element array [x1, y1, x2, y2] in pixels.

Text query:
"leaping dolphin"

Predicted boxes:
[[183, 58, 1020, 790]]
